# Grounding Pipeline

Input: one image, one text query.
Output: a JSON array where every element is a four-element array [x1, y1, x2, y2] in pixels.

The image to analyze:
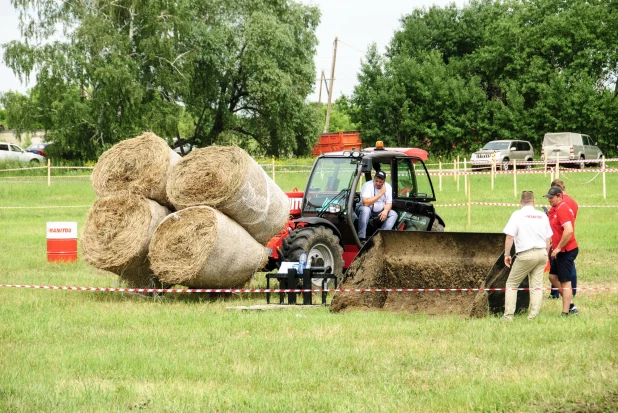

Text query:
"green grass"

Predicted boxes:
[[1, 164, 618, 412]]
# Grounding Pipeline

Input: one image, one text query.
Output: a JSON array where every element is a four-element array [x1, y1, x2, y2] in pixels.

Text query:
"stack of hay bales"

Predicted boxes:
[[82, 193, 170, 288], [166, 146, 290, 244], [83, 135, 288, 290], [84, 132, 180, 288], [148, 146, 289, 288]]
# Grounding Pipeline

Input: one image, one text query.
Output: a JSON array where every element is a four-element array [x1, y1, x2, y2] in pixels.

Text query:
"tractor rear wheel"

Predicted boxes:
[[281, 226, 344, 287]]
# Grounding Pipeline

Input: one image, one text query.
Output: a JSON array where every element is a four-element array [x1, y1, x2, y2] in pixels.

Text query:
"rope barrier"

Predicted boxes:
[[0, 166, 47, 172], [433, 202, 618, 208], [1, 284, 617, 293], [560, 171, 601, 185], [2, 202, 617, 210], [424, 158, 618, 167], [0, 205, 91, 210], [427, 168, 618, 177]]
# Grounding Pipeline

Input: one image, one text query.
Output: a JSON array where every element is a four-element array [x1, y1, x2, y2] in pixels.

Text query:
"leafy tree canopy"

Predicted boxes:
[[349, 0, 618, 157], [2, 0, 322, 159]]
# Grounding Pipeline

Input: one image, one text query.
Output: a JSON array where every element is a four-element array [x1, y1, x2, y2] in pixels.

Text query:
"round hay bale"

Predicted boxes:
[[166, 146, 289, 244], [82, 193, 170, 288], [91, 132, 181, 206], [148, 206, 268, 288]]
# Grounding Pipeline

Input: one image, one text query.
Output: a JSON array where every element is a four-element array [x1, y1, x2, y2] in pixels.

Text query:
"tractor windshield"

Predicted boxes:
[[303, 157, 358, 214]]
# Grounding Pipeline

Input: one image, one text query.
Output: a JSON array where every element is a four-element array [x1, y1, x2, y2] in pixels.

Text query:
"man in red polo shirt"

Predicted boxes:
[[548, 179, 578, 307], [544, 186, 578, 316]]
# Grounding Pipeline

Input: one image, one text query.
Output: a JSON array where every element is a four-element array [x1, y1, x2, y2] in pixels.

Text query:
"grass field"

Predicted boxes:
[[1, 164, 618, 412]]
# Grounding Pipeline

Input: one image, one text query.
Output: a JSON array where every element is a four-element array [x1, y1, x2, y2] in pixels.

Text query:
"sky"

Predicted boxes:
[[0, 0, 465, 100]]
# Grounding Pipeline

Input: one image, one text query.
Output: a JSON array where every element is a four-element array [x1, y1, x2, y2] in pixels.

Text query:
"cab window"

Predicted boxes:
[[396, 159, 416, 198]]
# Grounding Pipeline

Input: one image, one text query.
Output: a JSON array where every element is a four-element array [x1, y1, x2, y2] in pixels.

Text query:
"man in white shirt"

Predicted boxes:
[[355, 170, 398, 242], [502, 190, 553, 321]]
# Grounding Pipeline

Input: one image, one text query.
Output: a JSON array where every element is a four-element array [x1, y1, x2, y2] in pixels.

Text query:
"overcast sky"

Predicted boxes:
[[0, 0, 465, 100]]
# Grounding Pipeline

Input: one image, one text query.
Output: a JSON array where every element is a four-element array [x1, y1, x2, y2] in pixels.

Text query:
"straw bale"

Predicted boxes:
[[167, 146, 289, 244], [148, 206, 268, 288], [91, 132, 181, 206], [82, 193, 170, 288]]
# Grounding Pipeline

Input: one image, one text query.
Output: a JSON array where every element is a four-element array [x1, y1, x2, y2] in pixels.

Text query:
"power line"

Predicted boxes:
[[338, 39, 366, 55]]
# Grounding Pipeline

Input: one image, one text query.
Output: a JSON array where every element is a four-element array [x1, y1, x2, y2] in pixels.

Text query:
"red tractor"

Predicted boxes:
[[265, 143, 445, 278]]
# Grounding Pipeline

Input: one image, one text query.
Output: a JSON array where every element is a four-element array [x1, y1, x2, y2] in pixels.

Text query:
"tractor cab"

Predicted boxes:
[[301, 147, 442, 245], [277, 143, 444, 272]]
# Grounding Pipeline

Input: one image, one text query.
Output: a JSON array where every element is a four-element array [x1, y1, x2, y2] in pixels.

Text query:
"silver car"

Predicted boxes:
[[0, 142, 47, 164], [471, 140, 535, 171], [541, 132, 604, 168]]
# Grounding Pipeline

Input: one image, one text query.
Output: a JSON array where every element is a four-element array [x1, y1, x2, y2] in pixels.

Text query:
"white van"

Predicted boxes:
[[541, 132, 604, 168]]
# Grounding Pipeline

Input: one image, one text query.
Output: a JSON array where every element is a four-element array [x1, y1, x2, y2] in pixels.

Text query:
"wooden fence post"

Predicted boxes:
[[47, 159, 51, 187], [439, 159, 442, 191], [602, 158, 607, 199], [467, 179, 471, 227], [556, 155, 560, 179], [544, 157, 548, 177], [456, 155, 460, 191], [464, 158, 468, 196], [453, 159, 457, 182], [491, 160, 495, 190], [513, 159, 517, 198]]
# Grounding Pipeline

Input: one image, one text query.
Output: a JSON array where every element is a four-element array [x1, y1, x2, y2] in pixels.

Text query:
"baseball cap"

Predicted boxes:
[[375, 171, 387, 180], [543, 186, 563, 198]]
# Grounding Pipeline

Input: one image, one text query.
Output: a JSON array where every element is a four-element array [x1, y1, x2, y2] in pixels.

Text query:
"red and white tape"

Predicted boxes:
[[435, 202, 618, 208], [1, 284, 617, 293]]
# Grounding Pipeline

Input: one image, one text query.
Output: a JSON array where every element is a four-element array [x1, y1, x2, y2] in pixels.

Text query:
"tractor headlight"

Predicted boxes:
[[329, 204, 342, 213], [352, 150, 361, 157]]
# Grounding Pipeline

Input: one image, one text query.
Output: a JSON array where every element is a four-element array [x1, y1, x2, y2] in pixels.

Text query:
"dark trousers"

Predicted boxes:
[[550, 263, 577, 298]]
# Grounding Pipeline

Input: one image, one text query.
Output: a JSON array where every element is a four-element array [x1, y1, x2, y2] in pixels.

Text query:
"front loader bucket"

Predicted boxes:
[[330, 230, 528, 317]]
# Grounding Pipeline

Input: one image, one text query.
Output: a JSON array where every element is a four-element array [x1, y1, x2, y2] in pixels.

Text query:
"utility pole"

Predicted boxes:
[[318, 70, 327, 103], [323, 37, 338, 133]]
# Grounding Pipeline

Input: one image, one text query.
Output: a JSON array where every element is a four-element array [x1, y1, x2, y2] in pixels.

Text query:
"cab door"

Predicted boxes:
[[390, 157, 438, 231]]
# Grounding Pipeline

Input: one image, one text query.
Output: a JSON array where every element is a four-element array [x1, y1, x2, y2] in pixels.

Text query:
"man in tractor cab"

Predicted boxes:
[[355, 170, 397, 243]]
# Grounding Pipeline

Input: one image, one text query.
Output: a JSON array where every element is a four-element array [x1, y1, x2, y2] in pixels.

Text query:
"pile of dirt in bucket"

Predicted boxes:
[[330, 231, 528, 317]]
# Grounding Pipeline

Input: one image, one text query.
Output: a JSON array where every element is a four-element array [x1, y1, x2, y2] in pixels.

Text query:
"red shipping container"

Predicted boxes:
[[311, 131, 362, 156]]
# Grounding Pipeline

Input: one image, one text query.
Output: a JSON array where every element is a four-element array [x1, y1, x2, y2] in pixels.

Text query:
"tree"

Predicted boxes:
[[346, 0, 618, 157], [2, 0, 321, 159], [317, 96, 358, 133], [351, 47, 488, 154], [0, 91, 45, 137]]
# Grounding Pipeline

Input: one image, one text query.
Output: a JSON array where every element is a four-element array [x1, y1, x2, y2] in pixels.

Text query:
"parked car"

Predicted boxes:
[[541, 132, 603, 168], [26, 142, 53, 158], [470, 140, 535, 171], [0, 142, 47, 163]]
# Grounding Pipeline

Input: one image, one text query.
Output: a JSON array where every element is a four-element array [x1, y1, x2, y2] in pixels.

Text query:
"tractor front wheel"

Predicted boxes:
[[281, 226, 344, 287]]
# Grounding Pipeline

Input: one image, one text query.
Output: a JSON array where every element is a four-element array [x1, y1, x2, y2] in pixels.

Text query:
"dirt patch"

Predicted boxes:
[[330, 231, 523, 317]]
